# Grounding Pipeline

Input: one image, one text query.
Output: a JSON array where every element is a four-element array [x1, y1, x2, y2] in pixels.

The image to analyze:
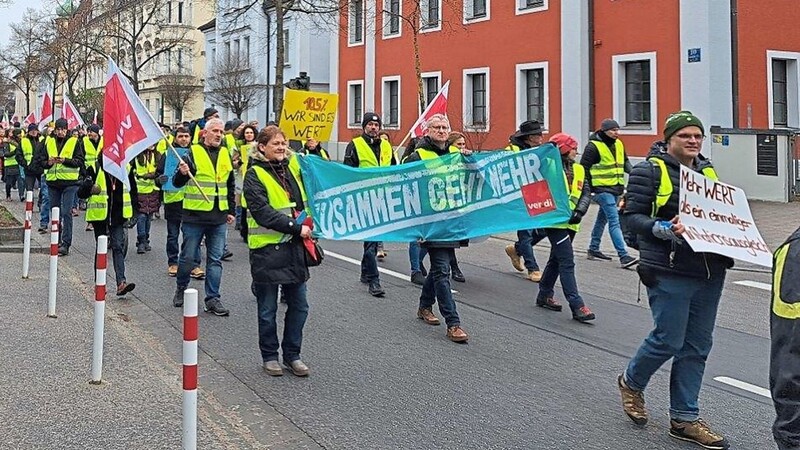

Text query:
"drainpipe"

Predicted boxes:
[[262, 3, 272, 123], [730, 0, 739, 127], [588, 0, 596, 133]]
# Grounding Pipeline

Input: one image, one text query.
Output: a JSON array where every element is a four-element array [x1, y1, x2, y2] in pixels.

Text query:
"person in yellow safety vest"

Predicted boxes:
[[2, 129, 24, 201], [233, 123, 258, 239], [617, 111, 732, 450], [503, 120, 548, 282], [401, 114, 471, 343], [155, 129, 174, 155], [154, 126, 205, 279], [301, 137, 330, 160], [17, 124, 49, 232], [82, 124, 103, 172], [42, 118, 85, 256], [190, 107, 219, 145], [134, 145, 161, 254], [533, 133, 595, 323], [77, 158, 138, 297], [343, 112, 397, 298], [242, 125, 314, 377], [771, 225, 800, 450], [172, 117, 235, 316], [581, 118, 639, 268]]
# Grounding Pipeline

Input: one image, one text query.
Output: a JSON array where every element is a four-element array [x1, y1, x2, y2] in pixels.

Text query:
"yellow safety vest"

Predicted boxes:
[[85, 167, 133, 221], [589, 140, 626, 187], [21, 138, 35, 164], [45, 136, 81, 181], [83, 137, 102, 171], [773, 233, 800, 319], [416, 146, 459, 160], [4, 144, 18, 167], [135, 152, 159, 194], [553, 163, 586, 231], [183, 144, 232, 212], [246, 164, 309, 249], [225, 134, 238, 154], [192, 126, 202, 145], [302, 146, 330, 161], [505, 144, 521, 152], [156, 134, 174, 155], [353, 136, 393, 168], [650, 157, 719, 216]]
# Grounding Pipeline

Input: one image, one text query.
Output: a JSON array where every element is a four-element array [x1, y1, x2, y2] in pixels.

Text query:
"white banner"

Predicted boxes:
[[678, 165, 772, 267]]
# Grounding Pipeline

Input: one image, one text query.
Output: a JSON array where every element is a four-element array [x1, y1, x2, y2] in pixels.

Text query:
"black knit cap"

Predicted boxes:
[[361, 112, 382, 129]]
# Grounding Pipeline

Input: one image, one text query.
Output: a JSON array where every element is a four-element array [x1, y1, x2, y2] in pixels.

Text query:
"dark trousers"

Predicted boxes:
[[255, 282, 309, 363], [92, 221, 129, 286], [361, 241, 380, 282], [536, 228, 584, 311], [419, 247, 461, 327]]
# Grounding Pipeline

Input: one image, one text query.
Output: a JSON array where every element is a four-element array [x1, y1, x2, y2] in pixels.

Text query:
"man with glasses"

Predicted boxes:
[[616, 111, 731, 450], [581, 118, 639, 268]]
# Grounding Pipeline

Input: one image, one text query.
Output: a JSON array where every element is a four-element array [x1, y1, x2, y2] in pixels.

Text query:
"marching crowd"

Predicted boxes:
[[5, 107, 800, 450]]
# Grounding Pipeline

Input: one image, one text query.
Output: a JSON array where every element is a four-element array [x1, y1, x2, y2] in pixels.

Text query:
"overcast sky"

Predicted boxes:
[[1, 0, 51, 45]]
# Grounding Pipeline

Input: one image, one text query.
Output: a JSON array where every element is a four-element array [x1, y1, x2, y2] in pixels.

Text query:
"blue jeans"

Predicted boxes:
[[136, 212, 151, 246], [409, 241, 429, 273], [255, 282, 309, 362], [166, 219, 181, 266], [361, 241, 380, 282], [176, 222, 226, 302], [39, 179, 49, 227], [47, 184, 78, 248], [536, 228, 584, 311], [515, 229, 547, 272], [589, 192, 628, 258], [419, 247, 461, 327], [624, 271, 726, 421]]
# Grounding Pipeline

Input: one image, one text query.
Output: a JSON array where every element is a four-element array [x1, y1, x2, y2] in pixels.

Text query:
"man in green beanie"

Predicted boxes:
[[616, 111, 732, 450]]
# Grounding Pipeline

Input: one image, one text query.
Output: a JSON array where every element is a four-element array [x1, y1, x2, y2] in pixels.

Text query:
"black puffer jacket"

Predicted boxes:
[[580, 130, 632, 196], [623, 152, 733, 278], [242, 148, 309, 285]]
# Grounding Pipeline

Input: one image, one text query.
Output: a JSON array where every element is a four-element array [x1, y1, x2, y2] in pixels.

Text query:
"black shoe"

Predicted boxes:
[[587, 249, 612, 261], [205, 298, 230, 316], [57, 246, 69, 256], [420, 263, 427, 277], [536, 297, 563, 312], [360, 275, 368, 284], [620, 255, 639, 269], [145, 244, 152, 252], [173, 288, 185, 307], [368, 281, 385, 297], [136, 244, 145, 254], [410, 271, 426, 285], [222, 249, 233, 261], [116, 282, 136, 296], [572, 305, 596, 322], [451, 266, 466, 283], [37, 226, 48, 234]]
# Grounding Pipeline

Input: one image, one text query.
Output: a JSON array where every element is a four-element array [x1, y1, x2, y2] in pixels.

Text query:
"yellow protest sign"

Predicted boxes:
[[280, 89, 339, 142]]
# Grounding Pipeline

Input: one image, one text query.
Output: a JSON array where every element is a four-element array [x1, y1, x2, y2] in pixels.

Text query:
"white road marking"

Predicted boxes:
[[326, 250, 458, 294], [714, 376, 771, 399], [734, 280, 772, 291]]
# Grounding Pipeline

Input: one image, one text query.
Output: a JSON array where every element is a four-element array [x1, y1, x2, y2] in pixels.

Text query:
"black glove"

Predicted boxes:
[[568, 211, 583, 225], [81, 176, 94, 188], [156, 174, 168, 185]]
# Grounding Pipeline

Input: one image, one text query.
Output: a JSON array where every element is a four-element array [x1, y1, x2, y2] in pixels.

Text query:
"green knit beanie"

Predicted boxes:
[[663, 110, 705, 140]]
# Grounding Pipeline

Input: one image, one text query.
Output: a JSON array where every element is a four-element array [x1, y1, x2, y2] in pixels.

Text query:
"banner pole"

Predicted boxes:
[[162, 131, 210, 203]]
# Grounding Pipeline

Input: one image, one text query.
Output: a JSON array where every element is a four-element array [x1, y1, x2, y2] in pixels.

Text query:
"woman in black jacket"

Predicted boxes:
[[242, 125, 313, 378]]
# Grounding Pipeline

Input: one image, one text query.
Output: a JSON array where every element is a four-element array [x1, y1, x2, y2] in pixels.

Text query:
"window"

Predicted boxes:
[[177, 1, 184, 23], [516, 63, 548, 129], [384, 0, 401, 37], [773, 59, 788, 127], [166, 1, 172, 23], [233, 39, 239, 59], [243, 36, 250, 63], [348, 81, 364, 127], [517, 0, 547, 15], [382, 76, 401, 128], [420, 0, 440, 30], [349, 0, 364, 45], [465, 0, 488, 21], [283, 30, 290, 64], [422, 74, 440, 107], [463, 68, 490, 130], [224, 41, 231, 62], [612, 52, 657, 134]]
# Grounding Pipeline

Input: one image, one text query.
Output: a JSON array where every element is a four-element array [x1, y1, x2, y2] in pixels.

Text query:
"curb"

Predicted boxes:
[[0, 245, 49, 254]]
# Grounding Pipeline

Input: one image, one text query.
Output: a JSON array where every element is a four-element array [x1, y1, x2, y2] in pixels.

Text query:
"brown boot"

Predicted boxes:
[[617, 374, 648, 425], [447, 325, 469, 343], [505, 245, 524, 272], [417, 308, 440, 325]]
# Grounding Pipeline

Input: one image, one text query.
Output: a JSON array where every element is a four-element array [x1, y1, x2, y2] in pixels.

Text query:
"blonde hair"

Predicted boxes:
[[425, 114, 450, 130]]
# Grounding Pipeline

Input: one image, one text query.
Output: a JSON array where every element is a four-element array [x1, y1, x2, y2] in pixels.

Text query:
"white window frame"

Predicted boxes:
[[348, 0, 365, 47], [347, 80, 365, 129], [382, 0, 402, 39], [767, 50, 800, 129], [516, 0, 547, 16], [381, 75, 402, 129], [419, 0, 442, 33], [420, 70, 442, 113], [612, 51, 658, 135], [462, 67, 491, 132], [464, 0, 490, 24], [515, 62, 549, 132]]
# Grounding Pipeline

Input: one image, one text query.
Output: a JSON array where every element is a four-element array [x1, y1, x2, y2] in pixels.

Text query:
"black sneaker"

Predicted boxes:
[[221, 249, 233, 261], [37, 226, 48, 234], [451, 266, 466, 283], [360, 275, 369, 284], [587, 249, 612, 261], [620, 255, 639, 269], [536, 297, 563, 312], [204, 298, 230, 316], [410, 271, 426, 285], [58, 246, 69, 256], [572, 305, 596, 322], [145, 243, 152, 252], [368, 281, 385, 297], [136, 244, 146, 254], [173, 287, 185, 307]]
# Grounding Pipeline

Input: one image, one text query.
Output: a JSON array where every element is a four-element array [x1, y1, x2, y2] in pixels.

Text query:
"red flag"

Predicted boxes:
[[409, 80, 449, 138], [102, 58, 163, 186], [38, 91, 53, 131], [23, 112, 36, 126], [61, 94, 85, 129]]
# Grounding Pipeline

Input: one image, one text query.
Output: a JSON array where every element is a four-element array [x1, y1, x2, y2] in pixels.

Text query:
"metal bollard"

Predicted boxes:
[[182, 288, 199, 450], [47, 207, 60, 318], [22, 190, 33, 279], [90, 236, 108, 385]]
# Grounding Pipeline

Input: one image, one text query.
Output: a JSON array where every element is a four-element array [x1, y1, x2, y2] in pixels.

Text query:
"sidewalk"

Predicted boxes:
[[0, 251, 322, 449]]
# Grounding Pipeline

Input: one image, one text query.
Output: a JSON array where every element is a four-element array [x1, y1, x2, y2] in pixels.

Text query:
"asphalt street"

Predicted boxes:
[[5, 205, 777, 449]]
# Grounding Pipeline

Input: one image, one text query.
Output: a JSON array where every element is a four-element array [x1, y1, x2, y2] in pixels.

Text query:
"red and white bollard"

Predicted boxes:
[[22, 190, 33, 279], [47, 207, 60, 318], [183, 288, 199, 450], [90, 235, 108, 385]]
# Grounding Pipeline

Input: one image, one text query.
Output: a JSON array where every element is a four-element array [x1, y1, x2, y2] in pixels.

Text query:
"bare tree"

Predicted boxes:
[[159, 70, 202, 122], [1, 9, 49, 116], [207, 53, 266, 118], [54, 4, 107, 97], [72, 88, 105, 122]]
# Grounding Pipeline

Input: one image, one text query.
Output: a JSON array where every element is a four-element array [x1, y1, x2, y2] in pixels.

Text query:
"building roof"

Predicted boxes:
[[198, 18, 215, 32]]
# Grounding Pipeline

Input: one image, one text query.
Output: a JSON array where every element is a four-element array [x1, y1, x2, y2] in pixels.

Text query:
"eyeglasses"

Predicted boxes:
[[675, 133, 705, 141]]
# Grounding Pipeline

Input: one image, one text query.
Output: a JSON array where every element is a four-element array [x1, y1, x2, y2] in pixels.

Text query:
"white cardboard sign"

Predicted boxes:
[[678, 165, 772, 268]]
